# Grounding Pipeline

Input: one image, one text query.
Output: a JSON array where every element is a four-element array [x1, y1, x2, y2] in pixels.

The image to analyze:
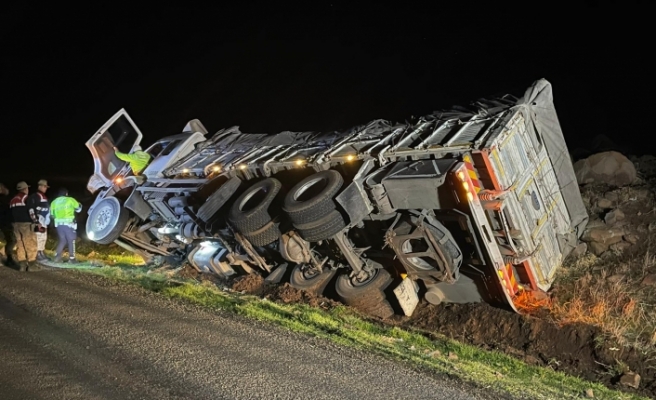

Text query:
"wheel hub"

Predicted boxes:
[[301, 265, 321, 280], [351, 268, 376, 287], [95, 205, 113, 230]]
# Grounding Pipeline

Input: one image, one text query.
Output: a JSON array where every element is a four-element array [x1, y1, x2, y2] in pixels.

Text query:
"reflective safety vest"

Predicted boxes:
[[115, 150, 151, 174], [50, 196, 82, 226]]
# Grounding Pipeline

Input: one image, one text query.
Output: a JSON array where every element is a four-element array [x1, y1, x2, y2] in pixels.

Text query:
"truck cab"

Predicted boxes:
[[84, 109, 208, 251]]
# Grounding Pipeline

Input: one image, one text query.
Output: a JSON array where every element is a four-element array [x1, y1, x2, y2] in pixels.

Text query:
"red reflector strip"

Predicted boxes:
[[463, 157, 482, 193], [507, 264, 519, 294]]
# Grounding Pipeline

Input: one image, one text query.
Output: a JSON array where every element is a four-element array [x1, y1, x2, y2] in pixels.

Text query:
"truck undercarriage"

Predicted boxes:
[[84, 78, 588, 318]]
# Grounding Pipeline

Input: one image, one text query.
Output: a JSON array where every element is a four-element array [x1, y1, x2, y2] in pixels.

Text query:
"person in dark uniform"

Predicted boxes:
[[9, 181, 42, 271], [0, 182, 16, 266], [30, 179, 51, 261]]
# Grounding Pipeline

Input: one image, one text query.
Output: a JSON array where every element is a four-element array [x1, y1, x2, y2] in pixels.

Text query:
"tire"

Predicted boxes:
[[295, 209, 346, 242], [335, 268, 395, 319], [289, 264, 334, 295], [283, 170, 343, 225], [244, 220, 280, 247], [86, 197, 130, 245], [229, 178, 281, 233]]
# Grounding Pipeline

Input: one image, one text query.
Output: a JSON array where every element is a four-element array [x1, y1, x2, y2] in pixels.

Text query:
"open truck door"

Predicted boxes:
[[86, 109, 144, 193]]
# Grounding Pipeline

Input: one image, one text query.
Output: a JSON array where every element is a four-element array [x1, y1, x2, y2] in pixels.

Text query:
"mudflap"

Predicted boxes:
[[393, 277, 420, 316]]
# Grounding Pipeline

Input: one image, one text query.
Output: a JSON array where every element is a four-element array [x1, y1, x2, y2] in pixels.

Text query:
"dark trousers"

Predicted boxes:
[[1, 226, 16, 264], [55, 225, 77, 259]]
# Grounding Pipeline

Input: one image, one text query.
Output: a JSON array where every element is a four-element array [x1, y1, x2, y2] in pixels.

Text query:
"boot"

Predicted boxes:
[[54, 253, 62, 263], [36, 251, 48, 261], [68, 258, 79, 264], [28, 261, 45, 271], [18, 261, 28, 272]]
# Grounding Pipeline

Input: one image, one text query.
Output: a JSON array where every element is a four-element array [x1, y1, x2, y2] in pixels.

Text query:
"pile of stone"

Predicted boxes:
[[572, 151, 655, 260]]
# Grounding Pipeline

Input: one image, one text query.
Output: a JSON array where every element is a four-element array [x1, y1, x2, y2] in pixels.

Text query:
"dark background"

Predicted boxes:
[[2, 2, 654, 196]]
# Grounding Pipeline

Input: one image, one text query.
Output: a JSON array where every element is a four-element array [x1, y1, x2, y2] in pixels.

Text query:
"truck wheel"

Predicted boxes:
[[335, 268, 395, 319], [229, 178, 281, 233], [283, 170, 343, 225], [243, 220, 280, 247], [86, 196, 129, 245], [289, 264, 334, 295], [294, 209, 346, 242]]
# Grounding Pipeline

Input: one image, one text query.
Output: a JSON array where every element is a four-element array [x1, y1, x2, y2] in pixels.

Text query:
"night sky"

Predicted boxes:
[[3, 3, 653, 193]]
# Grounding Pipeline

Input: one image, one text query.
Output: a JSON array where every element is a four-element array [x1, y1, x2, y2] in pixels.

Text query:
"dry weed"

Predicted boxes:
[[551, 222, 656, 352], [513, 290, 552, 314]]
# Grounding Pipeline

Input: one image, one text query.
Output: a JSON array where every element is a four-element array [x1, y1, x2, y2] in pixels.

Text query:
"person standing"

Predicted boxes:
[[0, 182, 16, 266], [30, 179, 51, 261], [50, 187, 82, 263], [9, 181, 39, 271]]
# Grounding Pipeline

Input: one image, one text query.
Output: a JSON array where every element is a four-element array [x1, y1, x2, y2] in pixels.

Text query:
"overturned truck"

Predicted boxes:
[[84, 79, 588, 317]]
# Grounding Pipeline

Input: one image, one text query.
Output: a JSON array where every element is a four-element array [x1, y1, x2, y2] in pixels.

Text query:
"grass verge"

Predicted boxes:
[[62, 263, 649, 400]]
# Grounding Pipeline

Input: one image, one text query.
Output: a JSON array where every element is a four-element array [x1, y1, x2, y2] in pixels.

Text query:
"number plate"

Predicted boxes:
[[393, 278, 419, 316]]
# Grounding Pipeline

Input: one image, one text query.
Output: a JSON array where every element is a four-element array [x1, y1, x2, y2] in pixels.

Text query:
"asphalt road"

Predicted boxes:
[[0, 266, 512, 400]]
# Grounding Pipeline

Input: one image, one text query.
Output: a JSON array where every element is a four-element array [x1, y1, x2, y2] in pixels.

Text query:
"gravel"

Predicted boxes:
[[0, 266, 514, 400]]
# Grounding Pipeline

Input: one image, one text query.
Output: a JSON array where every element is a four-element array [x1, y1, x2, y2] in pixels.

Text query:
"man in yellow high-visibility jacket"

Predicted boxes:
[[50, 188, 82, 263], [113, 145, 151, 175]]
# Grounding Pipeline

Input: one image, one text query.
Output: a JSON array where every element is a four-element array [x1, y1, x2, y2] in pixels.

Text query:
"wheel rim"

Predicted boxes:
[[301, 265, 321, 280], [240, 186, 268, 212], [293, 176, 328, 202], [94, 203, 115, 231], [349, 268, 378, 287]]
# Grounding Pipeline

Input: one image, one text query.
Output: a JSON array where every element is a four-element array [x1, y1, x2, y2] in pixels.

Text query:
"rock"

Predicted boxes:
[[607, 274, 625, 284], [597, 198, 613, 209], [604, 209, 625, 225], [569, 243, 588, 259], [448, 352, 458, 360], [568, 242, 588, 260], [623, 234, 639, 245], [619, 372, 640, 389], [585, 388, 594, 398], [632, 154, 656, 176], [604, 192, 620, 202], [586, 219, 607, 230], [628, 188, 653, 202], [582, 227, 625, 245], [610, 242, 632, 253], [429, 350, 442, 358], [640, 274, 656, 287], [573, 151, 637, 187], [589, 242, 609, 256]]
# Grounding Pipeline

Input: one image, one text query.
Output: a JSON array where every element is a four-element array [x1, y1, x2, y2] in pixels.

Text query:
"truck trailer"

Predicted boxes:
[[84, 78, 588, 318]]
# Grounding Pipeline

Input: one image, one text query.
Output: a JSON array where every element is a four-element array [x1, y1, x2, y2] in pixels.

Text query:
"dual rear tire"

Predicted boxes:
[[283, 170, 347, 242], [228, 178, 282, 247]]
